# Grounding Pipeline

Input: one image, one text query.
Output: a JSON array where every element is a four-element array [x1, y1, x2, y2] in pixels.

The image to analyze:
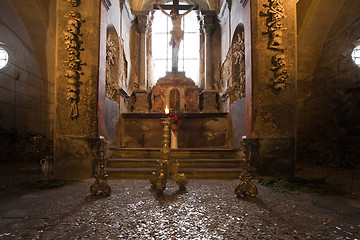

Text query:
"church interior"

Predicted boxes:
[[0, 0, 359, 238]]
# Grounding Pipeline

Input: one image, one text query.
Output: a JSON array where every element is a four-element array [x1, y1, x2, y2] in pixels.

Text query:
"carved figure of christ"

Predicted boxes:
[[155, 0, 196, 71]]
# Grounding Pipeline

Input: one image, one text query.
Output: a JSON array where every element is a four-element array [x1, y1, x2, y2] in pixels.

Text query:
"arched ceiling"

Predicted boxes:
[[297, 0, 360, 81], [128, 0, 223, 12]]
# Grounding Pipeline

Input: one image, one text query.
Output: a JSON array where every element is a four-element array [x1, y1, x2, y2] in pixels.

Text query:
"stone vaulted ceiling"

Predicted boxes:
[[129, 0, 223, 12]]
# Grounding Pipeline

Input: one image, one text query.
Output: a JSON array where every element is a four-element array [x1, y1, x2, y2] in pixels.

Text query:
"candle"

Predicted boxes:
[[165, 106, 169, 114]]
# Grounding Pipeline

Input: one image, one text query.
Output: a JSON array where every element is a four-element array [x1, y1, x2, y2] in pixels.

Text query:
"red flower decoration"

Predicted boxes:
[[167, 108, 186, 126]]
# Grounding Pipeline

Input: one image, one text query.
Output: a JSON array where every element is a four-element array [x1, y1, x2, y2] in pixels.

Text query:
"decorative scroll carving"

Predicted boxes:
[[63, 9, 85, 118], [260, 0, 289, 90], [105, 36, 119, 102], [220, 31, 246, 104]]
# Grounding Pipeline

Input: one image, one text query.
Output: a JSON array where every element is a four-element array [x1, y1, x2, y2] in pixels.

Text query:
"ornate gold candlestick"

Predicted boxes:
[[150, 116, 187, 193], [235, 138, 258, 198], [90, 136, 111, 196]]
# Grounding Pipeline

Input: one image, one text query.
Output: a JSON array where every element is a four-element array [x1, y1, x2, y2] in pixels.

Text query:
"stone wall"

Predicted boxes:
[[54, 0, 102, 179], [0, 0, 56, 136], [297, 17, 360, 167], [120, 113, 230, 148]]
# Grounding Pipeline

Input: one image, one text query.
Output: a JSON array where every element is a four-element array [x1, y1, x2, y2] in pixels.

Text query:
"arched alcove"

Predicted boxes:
[[169, 88, 181, 109]]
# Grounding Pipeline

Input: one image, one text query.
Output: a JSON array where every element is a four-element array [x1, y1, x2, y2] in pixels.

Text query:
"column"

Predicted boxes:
[[200, 11, 218, 113], [132, 13, 150, 112], [54, 0, 102, 179], [137, 14, 147, 90], [246, 0, 297, 176], [204, 13, 215, 90]]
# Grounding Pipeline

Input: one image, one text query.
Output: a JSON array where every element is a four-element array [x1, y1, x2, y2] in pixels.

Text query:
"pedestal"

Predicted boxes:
[[151, 72, 200, 113], [201, 90, 218, 113], [132, 90, 149, 113]]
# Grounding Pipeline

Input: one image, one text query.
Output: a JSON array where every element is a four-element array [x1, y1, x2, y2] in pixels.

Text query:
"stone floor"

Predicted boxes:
[[0, 179, 359, 240]]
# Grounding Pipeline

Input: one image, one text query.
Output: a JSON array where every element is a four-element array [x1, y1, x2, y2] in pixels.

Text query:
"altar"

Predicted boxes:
[[151, 71, 200, 112], [119, 112, 229, 148]]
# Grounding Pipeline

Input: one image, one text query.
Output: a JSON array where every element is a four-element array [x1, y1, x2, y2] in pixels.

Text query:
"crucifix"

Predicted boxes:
[[154, 0, 197, 72]]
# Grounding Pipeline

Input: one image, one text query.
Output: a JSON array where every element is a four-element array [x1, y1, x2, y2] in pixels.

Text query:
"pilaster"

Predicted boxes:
[[200, 11, 219, 113], [135, 13, 148, 90], [54, 0, 102, 179], [203, 11, 216, 91], [247, 0, 297, 176], [132, 12, 150, 113], [197, 13, 205, 91]]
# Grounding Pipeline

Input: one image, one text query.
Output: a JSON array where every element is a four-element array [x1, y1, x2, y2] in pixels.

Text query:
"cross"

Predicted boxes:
[[154, 0, 198, 14], [154, 0, 198, 72]]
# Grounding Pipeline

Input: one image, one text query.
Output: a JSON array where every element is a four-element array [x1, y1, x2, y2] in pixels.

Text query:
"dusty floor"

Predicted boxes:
[[0, 179, 359, 240]]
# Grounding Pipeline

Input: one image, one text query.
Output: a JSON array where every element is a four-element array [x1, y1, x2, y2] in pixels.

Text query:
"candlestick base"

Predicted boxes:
[[234, 139, 258, 198], [90, 137, 111, 196], [149, 118, 187, 193]]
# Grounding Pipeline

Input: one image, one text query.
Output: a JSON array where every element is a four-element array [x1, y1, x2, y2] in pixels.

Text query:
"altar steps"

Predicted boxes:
[[105, 147, 243, 179]]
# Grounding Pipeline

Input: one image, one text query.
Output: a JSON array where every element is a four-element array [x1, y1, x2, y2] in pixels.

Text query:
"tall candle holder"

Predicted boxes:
[[90, 136, 111, 196], [150, 108, 187, 193], [235, 138, 258, 198]]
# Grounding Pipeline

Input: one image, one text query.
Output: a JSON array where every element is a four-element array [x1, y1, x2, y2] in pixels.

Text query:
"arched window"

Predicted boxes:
[[0, 47, 9, 69], [351, 43, 360, 66], [152, 2, 199, 84]]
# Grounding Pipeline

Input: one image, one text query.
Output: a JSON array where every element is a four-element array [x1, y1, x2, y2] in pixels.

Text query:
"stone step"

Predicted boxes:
[[105, 167, 242, 179], [109, 147, 238, 159], [106, 158, 242, 169], [106, 147, 242, 179]]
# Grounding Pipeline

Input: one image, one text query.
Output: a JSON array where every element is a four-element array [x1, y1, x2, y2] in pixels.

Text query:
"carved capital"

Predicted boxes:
[[202, 11, 216, 34], [136, 14, 148, 34]]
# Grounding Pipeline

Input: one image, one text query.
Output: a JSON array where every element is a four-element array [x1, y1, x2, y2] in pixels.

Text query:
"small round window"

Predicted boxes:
[[351, 44, 360, 66], [0, 47, 9, 69]]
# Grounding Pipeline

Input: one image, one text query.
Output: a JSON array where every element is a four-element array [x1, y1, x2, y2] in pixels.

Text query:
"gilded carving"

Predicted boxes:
[[220, 31, 246, 104], [119, 38, 128, 88], [63, 10, 85, 118], [66, 0, 80, 7], [150, 118, 187, 193], [105, 34, 129, 102], [105, 36, 122, 102], [89, 137, 111, 196], [106, 37, 116, 66], [235, 139, 258, 198], [260, 0, 289, 90]]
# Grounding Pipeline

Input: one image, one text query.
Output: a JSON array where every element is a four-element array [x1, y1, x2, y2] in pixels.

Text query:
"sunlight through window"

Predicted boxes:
[[0, 47, 9, 69], [351, 44, 360, 67], [152, 8, 199, 84]]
